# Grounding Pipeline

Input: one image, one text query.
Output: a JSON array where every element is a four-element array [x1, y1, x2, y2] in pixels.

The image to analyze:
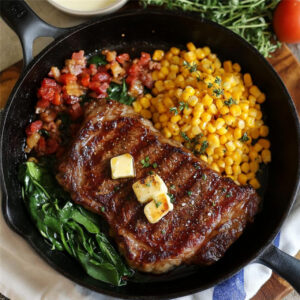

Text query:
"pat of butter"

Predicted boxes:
[[132, 174, 167, 204], [110, 153, 135, 179], [144, 193, 173, 224]]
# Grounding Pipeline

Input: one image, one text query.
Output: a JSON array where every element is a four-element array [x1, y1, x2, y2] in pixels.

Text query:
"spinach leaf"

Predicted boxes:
[[88, 54, 107, 66], [19, 162, 133, 286], [107, 80, 135, 106]]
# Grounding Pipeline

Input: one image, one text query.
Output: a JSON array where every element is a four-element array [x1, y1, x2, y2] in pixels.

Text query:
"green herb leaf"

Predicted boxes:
[[170, 107, 179, 115], [180, 132, 190, 142], [213, 88, 224, 97], [239, 132, 250, 143], [39, 129, 50, 138], [183, 60, 198, 72], [141, 156, 151, 168], [187, 191, 192, 197], [155, 201, 162, 208], [152, 162, 158, 169], [167, 193, 176, 203], [179, 101, 189, 112], [88, 54, 107, 66], [207, 82, 213, 88], [19, 162, 133, 286], [107, 80, 135, 106], [215, 77, 221, 84], [224, 97, 237, 106]]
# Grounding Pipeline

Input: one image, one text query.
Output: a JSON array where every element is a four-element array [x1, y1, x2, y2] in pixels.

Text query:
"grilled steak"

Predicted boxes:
[[57, 100, 260, 273]]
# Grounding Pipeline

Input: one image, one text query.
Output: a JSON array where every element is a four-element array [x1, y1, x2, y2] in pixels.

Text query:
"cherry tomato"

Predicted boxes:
[[273, 0, 300, 43], [25, 120, 43, 136]]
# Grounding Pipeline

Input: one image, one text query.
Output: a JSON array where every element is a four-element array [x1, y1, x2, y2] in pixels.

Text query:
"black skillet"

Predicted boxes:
[[1, 0, 300, 298]]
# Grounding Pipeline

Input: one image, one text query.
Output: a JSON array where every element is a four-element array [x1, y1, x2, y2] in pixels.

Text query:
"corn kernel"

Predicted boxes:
[[253, 143, 263, 153], [133, 101, 142, 113], [241, 162, 250, 173], [225, 141, 236, 152], [187, 42, 196, 51], [170, 47, 180, 55], [258, 139, 270, 149], [249, 178, 260, 189], [152, 49, 165, 61], [230, 104, 242, 117], [238, 173, 248, 185], [208, 134, 220, 147], [225, 156, 234, 166], [249, 161, 259, 173], [141, 109, 152, 119], [220, 135, 227, 145], [140, 97, 151, 109], [234, 128, 242, 139], [220, 106, 229, 115], [232, 164, 241, 175], [217, 127, 228, 135], [262, 149, 271, 163], [257, 93, 266, 104], [225, 166, 233, 175], [154, 122, 161, 130], [260, 125, 269, 137], [171, 115, 181, 123], [202, 94, 213, 107], [233, 63, 241, 72], [162, 127, 172, 138], [249, 85, 261, 98], [244, 73, 253, 87]]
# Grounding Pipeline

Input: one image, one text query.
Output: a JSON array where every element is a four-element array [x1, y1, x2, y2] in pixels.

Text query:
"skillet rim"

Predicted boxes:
[[1, 8, 300, 299]]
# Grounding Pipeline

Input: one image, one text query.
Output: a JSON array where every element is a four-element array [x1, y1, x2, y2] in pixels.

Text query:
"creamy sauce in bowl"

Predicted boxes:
[[47, 0, 127, 15]]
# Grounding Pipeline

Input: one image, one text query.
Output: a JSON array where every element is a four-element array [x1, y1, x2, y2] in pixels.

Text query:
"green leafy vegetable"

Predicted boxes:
[[19, 162, 133, 286], [107, 80, 135, 106], [88, 54, 107, 66], [141, 0, 281, 57]]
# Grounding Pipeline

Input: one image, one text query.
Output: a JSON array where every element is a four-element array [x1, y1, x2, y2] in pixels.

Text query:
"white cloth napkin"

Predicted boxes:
[[1, 192, 299, 300]]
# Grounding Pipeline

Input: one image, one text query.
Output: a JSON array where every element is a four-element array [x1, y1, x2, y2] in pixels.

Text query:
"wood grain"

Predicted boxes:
[[0, 45, 299, 300]]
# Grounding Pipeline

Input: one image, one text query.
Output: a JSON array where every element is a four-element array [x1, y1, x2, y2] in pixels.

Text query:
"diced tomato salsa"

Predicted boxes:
[[26, 49, 159, 157]]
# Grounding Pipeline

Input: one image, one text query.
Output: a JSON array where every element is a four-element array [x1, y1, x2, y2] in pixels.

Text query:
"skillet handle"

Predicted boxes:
[[0, 0, 68, 68], [257, 244, 300, 294]]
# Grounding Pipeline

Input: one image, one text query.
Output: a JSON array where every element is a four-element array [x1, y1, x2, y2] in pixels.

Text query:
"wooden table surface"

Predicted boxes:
[[0, 44, 299, 300]]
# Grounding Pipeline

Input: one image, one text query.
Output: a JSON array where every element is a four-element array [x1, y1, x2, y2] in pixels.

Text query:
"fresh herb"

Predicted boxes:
[[213, 88, 224, 97], [114, 186, 120, 192], [191, 133, 203, 145], [161, 229, 166, 234], [170, 107, 179, 115], [224, 97, 237, 106], [88, 54, 107, 66], [39, 129, 50, 138], [155, 201, 162, 208], [196, 140, 209, 155], [19, 162, 132, 286], [180, 132, 190, 142], [212, 201, 216, 206], [168, 193, 176, 203], [202, 174, 207, 181], [194, 164, 201, 170], [141, 156, 150, 168], [183, 60, 198, 73], [222, 188, 226, 193], [141, 0, 281, 57], [215, 77, 221, 85], [226, 192, 232, 198], [240, 132, 250, 143], [179, 101, 189, 112], [207, 82, 213, 88], [101, 207, 105, 212], [187, 191, 192, 197], [170, 184, 176, 190], [152, 162, 158, 169], [107, 80, 135, 106], [148, 170, 154, 175], [146, 182, 151, 187]]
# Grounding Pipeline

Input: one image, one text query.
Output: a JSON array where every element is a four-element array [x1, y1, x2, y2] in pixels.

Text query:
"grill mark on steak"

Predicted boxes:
[[57, 100, 261, 273]]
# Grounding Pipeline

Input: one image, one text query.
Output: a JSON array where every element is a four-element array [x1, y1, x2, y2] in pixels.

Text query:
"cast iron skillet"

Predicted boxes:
[[1, 0, 300, 298]]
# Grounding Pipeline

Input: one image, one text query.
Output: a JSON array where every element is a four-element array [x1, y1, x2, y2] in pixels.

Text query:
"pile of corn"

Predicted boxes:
[[132, 43, 271, 189]]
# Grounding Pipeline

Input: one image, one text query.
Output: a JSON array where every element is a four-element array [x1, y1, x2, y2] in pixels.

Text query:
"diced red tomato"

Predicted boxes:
[[52, 92, 62, 106], [81, 73, 90, 87], [37, 78, 62, 106], [88, 81, 109, 96], [46, 138, 59, 154], [60, 73, 77, 85], [37, 136, 46, 153], [25, 120, 43, 136], [72, 50, 85, 61], [116, 53, 130, 64], [89, 64, 98, 75], [92, 71, 111, 83], [68, 103, 83, 120], [138, 52, 151, 67], [128, 63, 140, 76]]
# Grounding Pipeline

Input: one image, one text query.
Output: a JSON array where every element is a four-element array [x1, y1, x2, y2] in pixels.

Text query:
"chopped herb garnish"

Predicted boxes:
[[146, 183, 151, 187], [239, 132, 250, 143], [179, 101, 189, 112], [195, 164, 201, 170], [191, 133, 203, 144], [187, 191, 192, 197], [161, 229, 166, 234], [199, 141, 209, 154], [170, 184, 176, 190], [213, 88, 224, 97], [114, 186, 120, 192], [222, 188, 226, 192], [88, 54, 107, 66], [212, 201, 216, 206], [107, 80, 135, 106], [141, 156, 151, 168], [168, 193, 176, 203], [202, 174, 207, 181], [215, 77, 221, 84], [183, 60, 198, 73], [101, 206, 105, 212], [226, 193, 232, 198], [207, 82, 213, 88], [39, 129, 50, 138], [180, 132, 190, 142], [155, 201, 162, 208], [152, 162, 158, 169], [224, 97, 237, 106], [148, 170, 154, 175], [170, 107, 179, 115]]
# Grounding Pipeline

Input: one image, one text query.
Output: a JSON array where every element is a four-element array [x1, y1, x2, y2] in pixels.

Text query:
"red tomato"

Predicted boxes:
[[46, 138, 59, 154], [37, 78, 61, 104], [81, 74, 90, 87], [138, 52, 151, 66], [25, 120, 43, 136], [60, 73, 77, 85], [116, 53, 130, 64], [92, 71, 111, 82], [273, 0, 300, 43]]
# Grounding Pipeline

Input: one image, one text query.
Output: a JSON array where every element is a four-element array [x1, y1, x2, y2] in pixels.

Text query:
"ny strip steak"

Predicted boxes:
[[57, 100, 260, 273]]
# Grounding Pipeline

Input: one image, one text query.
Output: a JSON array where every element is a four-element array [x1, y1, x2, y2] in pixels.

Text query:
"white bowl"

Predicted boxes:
[[47, 0, 128, 16]]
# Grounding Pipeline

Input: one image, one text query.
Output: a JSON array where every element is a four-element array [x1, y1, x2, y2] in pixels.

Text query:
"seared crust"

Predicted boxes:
[[57, 100, 260, 273]]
